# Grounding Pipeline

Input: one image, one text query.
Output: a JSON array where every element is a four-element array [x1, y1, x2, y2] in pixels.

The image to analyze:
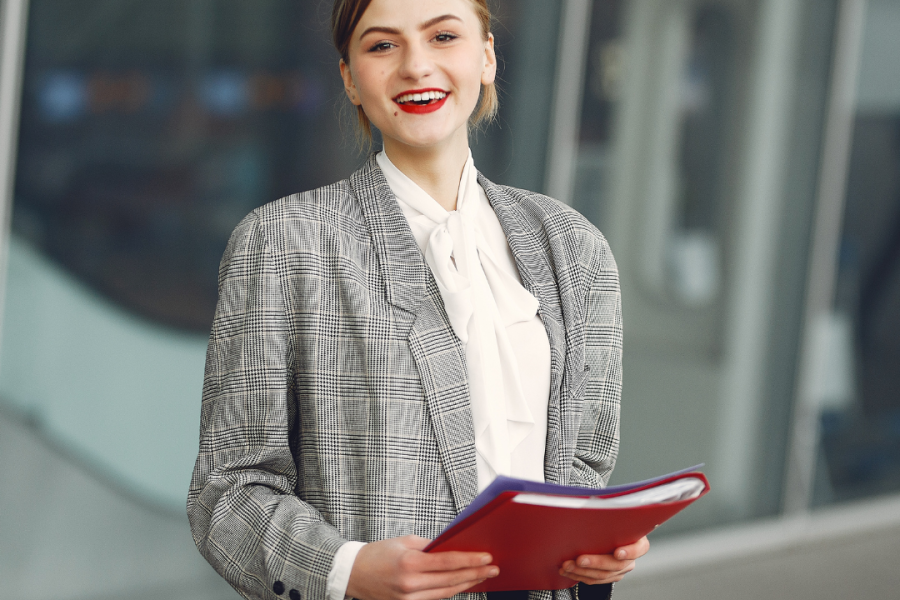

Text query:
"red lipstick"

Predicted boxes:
[[394, 88, 450, 114]]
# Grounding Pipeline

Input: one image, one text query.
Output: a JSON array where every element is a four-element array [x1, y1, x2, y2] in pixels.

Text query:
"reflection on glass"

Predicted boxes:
[[572, 0, 624, 229], [15, 0, 358, 333], [0, 0, 563, 508], [4, 0, 363, 505], [665, 5, 733, 307]]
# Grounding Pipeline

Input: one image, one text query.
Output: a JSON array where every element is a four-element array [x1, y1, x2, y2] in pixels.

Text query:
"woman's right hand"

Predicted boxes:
[[346, 535, 499, 600]]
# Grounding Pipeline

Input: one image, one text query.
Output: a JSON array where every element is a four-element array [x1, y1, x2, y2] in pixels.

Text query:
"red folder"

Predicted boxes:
[[425, 468, 710, 592]]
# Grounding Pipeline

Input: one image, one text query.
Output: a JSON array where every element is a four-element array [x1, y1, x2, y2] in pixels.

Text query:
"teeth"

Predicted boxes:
[[396, 91, 447, 104]]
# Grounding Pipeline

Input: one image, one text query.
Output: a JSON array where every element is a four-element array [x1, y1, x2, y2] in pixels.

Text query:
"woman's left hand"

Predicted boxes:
[[558, 536, 650, 586]]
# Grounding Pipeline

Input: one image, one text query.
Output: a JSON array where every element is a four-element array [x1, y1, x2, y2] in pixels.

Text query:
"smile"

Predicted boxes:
[[393, 89, 449, 114]]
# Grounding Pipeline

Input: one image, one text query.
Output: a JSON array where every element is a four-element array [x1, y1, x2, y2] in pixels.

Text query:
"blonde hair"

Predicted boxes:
[[331, 0, 499, 143]]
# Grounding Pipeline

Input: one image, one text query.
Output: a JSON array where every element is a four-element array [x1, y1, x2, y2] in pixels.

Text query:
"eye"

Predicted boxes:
[[367, 40, 396, 53], [434, 31, 459, 43]]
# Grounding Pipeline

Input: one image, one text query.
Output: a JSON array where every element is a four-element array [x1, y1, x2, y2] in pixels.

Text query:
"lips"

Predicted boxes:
[[393, 88, 449, 114]]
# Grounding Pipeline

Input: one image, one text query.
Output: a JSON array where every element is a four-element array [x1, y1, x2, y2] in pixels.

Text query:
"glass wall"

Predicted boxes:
[[572, 0, 844, 532], [815, 0, 900, 505], [0, 0, 563, 509], [0, 1, 566, 595], [2, 0, 359, 508]]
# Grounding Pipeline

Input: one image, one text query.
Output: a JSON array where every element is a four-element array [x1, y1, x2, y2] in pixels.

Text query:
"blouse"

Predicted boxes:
[[326, 151, 552, 600]]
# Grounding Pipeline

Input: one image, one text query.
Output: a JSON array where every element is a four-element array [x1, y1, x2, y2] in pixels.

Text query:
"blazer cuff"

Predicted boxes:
[[245, 520, 347, 600]]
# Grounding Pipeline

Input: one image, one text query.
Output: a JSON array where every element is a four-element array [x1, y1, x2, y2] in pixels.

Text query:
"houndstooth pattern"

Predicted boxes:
[[187, 156, 622, 600]]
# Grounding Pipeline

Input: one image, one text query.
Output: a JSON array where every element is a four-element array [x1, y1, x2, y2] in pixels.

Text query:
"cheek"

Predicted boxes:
[[358, 81, 386, 112], [350, 61, 383, 101], [461, 58, 487, 99]]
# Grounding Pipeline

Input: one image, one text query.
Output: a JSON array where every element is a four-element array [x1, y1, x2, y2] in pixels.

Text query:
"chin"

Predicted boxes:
[[395, 123, 468, 149], [405, 134, 454, 148]]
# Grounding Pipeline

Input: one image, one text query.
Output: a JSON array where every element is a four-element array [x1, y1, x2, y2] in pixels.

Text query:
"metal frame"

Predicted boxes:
[[545, 0, 595, 205], [0, 0, 30, 352], [708, 0, 803, 517]]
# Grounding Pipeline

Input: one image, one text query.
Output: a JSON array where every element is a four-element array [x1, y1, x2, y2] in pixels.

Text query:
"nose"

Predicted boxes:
[[398, 41, 434, 81]]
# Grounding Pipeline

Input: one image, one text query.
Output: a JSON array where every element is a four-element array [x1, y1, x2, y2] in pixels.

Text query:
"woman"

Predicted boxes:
[[187, 1, 648, 599]]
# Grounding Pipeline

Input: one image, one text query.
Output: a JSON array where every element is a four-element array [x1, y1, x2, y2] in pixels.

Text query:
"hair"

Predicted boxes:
[[331, 0, 499, 143]]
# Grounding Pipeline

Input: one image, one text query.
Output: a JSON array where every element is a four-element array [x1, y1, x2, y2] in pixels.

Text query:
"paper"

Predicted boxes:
[[511, 476, 706, 508]]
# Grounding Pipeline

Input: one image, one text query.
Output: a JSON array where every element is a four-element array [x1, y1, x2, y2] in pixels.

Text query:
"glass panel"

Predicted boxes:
[[2, 0, 359, 508], [0, 0, 563, 508], [473, 0, 562, 192], [574, 0, 840, 530], [571, 0, 624, 228], [815, 0, 900, 504], [575, 0, 752, 531]]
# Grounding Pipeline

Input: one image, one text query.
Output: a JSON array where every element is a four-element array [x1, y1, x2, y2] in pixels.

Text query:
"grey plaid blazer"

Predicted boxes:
[[187, 156, 622, 600]]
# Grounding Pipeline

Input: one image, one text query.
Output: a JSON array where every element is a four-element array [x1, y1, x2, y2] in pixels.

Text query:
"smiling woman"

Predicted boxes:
[[332, 0, 498, 143], [186, 1, 640, 600], [336, 0, 496, 210]]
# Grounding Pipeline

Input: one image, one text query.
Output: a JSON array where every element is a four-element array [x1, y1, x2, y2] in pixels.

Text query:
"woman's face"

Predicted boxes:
[[340, 0, 496, 154]]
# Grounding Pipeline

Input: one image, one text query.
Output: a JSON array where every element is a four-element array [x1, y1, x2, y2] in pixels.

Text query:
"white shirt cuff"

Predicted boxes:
[[326, 541, 366, 600]]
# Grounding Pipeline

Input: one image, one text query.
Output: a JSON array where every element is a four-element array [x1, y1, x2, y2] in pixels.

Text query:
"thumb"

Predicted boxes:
[[400, 535, 433, 551]]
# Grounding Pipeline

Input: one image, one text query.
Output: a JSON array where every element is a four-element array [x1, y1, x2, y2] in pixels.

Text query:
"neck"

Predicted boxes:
[[382, 133, 470, 212]]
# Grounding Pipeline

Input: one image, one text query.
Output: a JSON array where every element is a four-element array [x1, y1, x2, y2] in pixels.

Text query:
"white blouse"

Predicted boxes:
[[326, 150, 551, 600]]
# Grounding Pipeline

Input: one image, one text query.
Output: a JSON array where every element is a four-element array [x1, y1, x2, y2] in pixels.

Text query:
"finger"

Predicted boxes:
[[420, 549, 494, 572], [408, 576, 497, 600], [421, 564, 499, 588], [562, 561, 634, 580], [565, 555, 632, 572], [558, 569, 628, 586], [559, 556, 634, 584], [401, 565, 500, 597], [613, 536, 650, 560], [399, 535, 434, 551]]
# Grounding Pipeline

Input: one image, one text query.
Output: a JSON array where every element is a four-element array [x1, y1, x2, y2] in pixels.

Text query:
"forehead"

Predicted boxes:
[[356, 0, 480, 31]]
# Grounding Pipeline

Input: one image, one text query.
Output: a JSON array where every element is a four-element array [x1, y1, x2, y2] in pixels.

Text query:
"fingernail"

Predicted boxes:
[[481, 554, 492, 565], [488, 567, 499, 577], [564, 563, 573, 572], [616, 550, 627, 560], [578, 558, 590, 567]]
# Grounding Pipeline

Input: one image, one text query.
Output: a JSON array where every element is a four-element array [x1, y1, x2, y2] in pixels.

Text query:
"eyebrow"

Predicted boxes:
[[358, 14, 463, 39]]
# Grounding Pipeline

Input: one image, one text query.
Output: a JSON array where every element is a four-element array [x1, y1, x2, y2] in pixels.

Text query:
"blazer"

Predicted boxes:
[[187, 156, 623, 600]]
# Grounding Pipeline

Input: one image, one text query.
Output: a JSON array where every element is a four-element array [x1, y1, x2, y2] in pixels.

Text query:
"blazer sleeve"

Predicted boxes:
[[187, 211, 346, 600], [570, 230, 622, 489]]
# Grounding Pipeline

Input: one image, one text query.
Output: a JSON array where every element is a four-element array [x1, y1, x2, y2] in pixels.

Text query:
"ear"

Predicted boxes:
[[340, 59, 362, 106], [481, 33, 497, 86]]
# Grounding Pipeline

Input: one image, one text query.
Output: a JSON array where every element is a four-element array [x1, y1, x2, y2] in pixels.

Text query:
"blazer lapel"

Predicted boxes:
[[350, 157, 478, 514], [479, 174, 587, 487], [349, 156, 427, 314]]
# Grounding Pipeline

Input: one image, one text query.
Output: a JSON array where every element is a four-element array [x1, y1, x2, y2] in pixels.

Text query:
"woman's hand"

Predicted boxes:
[[346, 535, 500, 600], [558, 536, 650, 586]]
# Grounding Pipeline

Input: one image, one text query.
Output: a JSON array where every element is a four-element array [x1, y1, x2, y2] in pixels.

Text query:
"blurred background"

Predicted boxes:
[[0, 0, 898, 599]]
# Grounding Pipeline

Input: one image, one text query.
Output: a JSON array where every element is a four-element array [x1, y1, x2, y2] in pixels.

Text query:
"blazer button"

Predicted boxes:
[[273, 581, 285, 595], [289, 589, 301, 600]]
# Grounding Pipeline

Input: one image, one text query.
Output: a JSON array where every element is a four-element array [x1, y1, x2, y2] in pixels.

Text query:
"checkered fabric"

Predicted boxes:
[[187, 156, 622, 600]]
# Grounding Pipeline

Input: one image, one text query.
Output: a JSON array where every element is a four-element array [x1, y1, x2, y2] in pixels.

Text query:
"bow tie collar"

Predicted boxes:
[[376, 150, 540, 488]]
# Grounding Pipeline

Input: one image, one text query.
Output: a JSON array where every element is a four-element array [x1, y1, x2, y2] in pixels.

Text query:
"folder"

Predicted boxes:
[[425, 466, 710, 592]]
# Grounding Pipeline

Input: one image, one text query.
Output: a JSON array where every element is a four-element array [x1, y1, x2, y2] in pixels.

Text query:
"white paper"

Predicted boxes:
[[511, 476, 706, 508]]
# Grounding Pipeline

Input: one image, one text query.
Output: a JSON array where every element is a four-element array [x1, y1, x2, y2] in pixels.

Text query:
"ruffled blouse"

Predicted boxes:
[[326, 151, 553, 600], [377, 150, 551, 490]]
